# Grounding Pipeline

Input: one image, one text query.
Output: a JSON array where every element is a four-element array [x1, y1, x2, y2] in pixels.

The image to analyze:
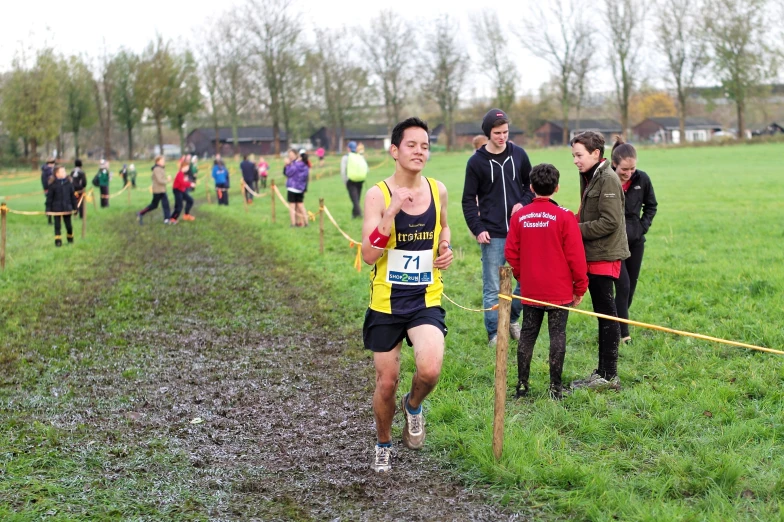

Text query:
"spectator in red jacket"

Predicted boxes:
[[505, 163, 588, 400], [171, 158, 196, 223]]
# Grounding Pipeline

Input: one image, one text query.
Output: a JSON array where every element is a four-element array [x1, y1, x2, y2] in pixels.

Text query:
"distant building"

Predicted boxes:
[[186, 127, 288, 158], [310, 125, 389, 152], [533, 119, 623, 146], [430, 122, 525, 149], [152, 144, 182, 159], [633, 117, 722, 144]]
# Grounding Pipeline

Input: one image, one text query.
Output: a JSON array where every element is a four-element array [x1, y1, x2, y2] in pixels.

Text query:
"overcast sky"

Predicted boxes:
[[3, 0, 640, 97]]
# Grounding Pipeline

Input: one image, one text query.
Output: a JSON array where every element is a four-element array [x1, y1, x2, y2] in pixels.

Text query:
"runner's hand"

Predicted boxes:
[[572, 294, 583, 307], [476, 231, 491, 244], [434, 242, 453, 270], [511, 203, 523, 215], [389, 187, 413, 214]]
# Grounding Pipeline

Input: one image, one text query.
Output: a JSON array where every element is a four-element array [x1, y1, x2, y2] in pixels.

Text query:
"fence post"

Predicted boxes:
[[493, 266, 513, 460], [82, 194, 87, 239], [319, 198, 324, 254], [270, 180, 276, 224], [0, 203, 7, 271]]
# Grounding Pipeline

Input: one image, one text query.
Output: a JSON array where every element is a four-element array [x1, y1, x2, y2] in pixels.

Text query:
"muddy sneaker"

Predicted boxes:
[[401, 393, 425, 450], [570, 370, 601, 389], [372, 444, 392, 472], [509, 322, 522, 341], [488, 335, 497, 348], [515, 381, 529, 399], [585, 375, 622, 391]]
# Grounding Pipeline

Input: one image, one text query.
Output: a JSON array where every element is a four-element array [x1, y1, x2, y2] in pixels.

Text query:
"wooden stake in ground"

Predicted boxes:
[[270, 180, 276, 224], [0, 203, 7, 271], [493, 266, 513, 460], [319, 198, 324, 254]]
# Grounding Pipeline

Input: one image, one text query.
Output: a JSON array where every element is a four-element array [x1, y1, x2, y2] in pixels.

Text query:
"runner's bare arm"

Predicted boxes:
[[434, 181, 453, 270], [362, 185, 401, 265]]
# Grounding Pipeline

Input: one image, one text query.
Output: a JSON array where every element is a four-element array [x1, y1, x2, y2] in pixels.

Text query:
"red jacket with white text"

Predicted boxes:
[[505, 197, 588, 305]]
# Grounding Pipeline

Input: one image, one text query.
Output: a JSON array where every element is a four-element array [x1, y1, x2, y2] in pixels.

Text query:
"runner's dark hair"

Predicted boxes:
[[530, 163, 560, 196], [391, 117, 429, 148]]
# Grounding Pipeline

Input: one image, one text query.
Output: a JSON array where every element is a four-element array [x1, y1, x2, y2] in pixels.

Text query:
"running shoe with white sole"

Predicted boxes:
[[372, 444, 392, 472], [401, 393, 425, 450], [509, 322, 522, 341]]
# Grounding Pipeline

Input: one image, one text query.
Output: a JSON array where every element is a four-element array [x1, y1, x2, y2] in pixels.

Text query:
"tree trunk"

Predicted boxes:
[[156, 116, 164, 157], [214, 119, 220, 156], [127, 125, 134, 161], [74, 130, 80, 160], [737, 100, 745, 140], [103, 117, 112, 160], [678, 93, 686, 144], [178, 124, 185, 157], [30, 138, 38, 170], [231, 117, 239, 159]]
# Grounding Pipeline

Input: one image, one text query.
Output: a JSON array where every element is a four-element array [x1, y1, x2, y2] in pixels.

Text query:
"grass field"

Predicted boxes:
[[2, 143, 784, 520]]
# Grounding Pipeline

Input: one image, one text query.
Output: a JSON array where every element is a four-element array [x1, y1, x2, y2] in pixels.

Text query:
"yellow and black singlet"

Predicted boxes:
[[369, 177, 444, 315]]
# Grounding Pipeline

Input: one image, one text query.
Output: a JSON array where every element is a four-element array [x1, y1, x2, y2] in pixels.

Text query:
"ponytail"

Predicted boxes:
[[611, 135, 637, 165]]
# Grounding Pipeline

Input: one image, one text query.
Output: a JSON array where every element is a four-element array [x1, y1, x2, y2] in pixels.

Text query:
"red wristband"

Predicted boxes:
[[369, 227, 390, 249]]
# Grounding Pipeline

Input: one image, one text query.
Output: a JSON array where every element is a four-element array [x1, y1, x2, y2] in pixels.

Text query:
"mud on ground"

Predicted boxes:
[[7, 212, 524, 521]]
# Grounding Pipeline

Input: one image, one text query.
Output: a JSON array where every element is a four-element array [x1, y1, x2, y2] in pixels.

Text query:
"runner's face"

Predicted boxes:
[[392, 128, 429, 172], [571, 143, 600, 173], [614, 157, 637, 182], [490, 124, 508, 149]]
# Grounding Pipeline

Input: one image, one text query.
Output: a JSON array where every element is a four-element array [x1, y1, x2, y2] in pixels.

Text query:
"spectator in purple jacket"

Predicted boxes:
[[283, 148, 310, 227]]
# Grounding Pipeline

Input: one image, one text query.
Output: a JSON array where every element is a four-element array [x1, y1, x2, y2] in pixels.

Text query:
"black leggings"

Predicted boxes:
[[53, 215, 73, 238], [588, 274, 620, 379], [100, 185, 109, 207], [517, 304, 571, 391], [139, 193, 171, 220], [171, 189, 193, 220], [615, 242, 645, 338]]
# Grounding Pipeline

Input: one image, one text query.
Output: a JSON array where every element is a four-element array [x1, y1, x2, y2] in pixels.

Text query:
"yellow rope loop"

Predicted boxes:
[[242, 180, 267, 198], [103, 182, 131, 199], [307, 211, 316, 222], [367, 156, 389, 171], [506, 293, 782, 356], [272, 184, 289, 206], [353, 243, 362, 272], [321, 205, 360, 244], [442, 292, 495, 313]]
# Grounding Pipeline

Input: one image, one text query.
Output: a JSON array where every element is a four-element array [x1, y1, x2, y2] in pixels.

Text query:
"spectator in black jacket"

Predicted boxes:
[[462, 108, 534, 346], [611, 137, 657, 343], [69, 159, 87, 219], [46, 166, 78, 247], [41, 156, 56, 224], [240, 154, 259, 203]]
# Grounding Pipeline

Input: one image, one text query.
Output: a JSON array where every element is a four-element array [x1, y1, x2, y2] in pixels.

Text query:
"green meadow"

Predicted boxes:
[[1, 142, 783, 520]]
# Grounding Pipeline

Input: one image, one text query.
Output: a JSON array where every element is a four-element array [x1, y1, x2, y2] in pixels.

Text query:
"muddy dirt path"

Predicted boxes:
[[61, 213, 524, 521]]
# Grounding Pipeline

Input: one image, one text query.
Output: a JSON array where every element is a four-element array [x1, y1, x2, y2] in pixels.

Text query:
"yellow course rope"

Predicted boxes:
[[102, 182, 131, 199], [241, 180, 268, 198], [321, 204, 362, 272], [3, 190, 90, 216], [493, 293, 782, 356]]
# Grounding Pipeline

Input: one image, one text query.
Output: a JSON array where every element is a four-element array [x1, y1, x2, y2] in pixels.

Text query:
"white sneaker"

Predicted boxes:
[[488, 335, 497, 348], [372, 444, 392, 472], [400, 394, 425, 450], [509, 322, 522, 341]]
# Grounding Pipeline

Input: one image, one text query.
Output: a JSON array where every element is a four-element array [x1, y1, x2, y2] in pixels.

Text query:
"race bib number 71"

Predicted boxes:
[[386, 249, 433, 285]]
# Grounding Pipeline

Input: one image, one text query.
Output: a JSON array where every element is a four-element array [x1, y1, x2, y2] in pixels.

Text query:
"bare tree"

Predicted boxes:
[[656, 0, 707, 142], [167, 50, 202, 154], [198, 30, 223, 155], [92, 45, 116, 159], [472, 11, 517, 112], [704, 0, 773, 139], [314, 28, 369, 152], [137, 36, 177, 154], [112, 49, 142, 160], [572, 49, 592, 133], [245, 0, 300, 155], [64, 55, 97, 159], [605, 0, 646, 137], [518, 0, 590, 144], [360, 11, 415, 131], [422, 15, 470, 152], [212, 14, 254, 155]]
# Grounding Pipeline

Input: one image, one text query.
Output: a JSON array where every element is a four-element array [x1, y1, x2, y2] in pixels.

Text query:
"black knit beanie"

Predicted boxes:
[[482, 108, 508, 137]]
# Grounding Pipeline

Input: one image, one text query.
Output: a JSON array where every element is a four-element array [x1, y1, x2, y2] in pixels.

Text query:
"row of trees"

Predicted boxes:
[[1, 38, 200, 164], [0, 0, 782, 162]]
